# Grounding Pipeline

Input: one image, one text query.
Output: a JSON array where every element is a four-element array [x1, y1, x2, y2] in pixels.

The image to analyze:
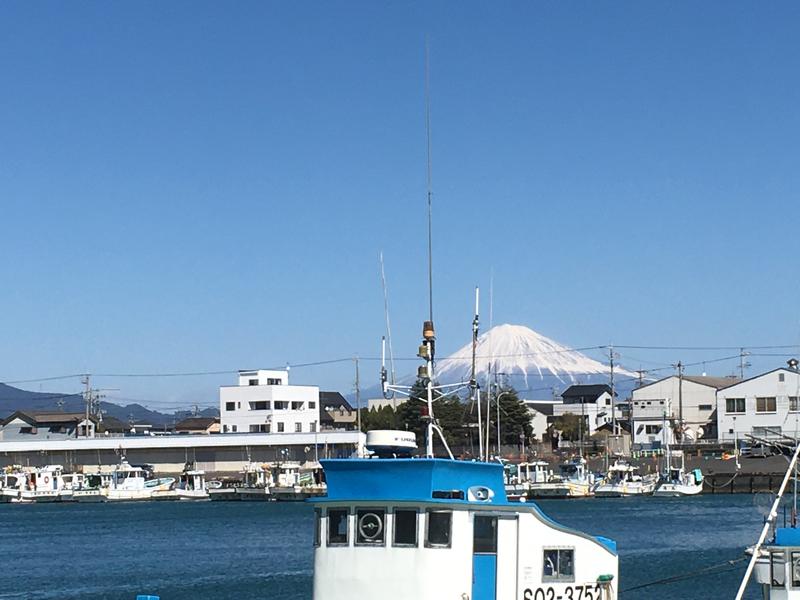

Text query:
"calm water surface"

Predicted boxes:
[[0, 495, 770, 599]]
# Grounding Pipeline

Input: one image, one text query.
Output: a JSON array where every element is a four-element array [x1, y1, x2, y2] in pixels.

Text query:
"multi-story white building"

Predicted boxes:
[[630, 375, 735, 444], [219, 369, 319, 435], [717, 366, 800, 442]]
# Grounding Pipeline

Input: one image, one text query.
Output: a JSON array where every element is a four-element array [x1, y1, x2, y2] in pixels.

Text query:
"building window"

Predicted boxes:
[[277, 422, 285, 433], [309, 402, 316, 409], [292, 401, 304, 410], [249, 401, 270, 411], [543, 548, 575, 582], [231, 425, 237, 432], [355, 508, 385, 546], [20, 427, 34, 434], [698, 404, 713, 411], [314, 509, 322, 547], [267, 378, 282, 385], [225, 402, 236, 411], [248, 379, 259, 386], [295, 422, 302, 433], [274, 401, 289, 410], [392, 509, 418, 547], [310, 422, 316, 433], [425, 510, 452, 548], [753, 426, 782, 438], [772, 551, 786, 587], [726, 398, 745, 414], [473, 515, 497, 554], [223, 425, 229, 433], [780, 373, 786, 383], [249, 424, 270, 433], [327, 509, 349, 546], [756, 397, 777, 413], [790, 397, 800, 412], [645, 425, 662, 435]]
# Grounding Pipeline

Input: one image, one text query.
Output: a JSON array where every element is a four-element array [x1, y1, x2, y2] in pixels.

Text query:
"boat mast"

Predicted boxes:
[[472, 286, 483, 461]]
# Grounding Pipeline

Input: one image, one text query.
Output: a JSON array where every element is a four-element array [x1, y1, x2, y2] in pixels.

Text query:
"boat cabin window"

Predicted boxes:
[[792, 552, 800, 587], [425, 509, 452, 548], [393, 509, 418, 547], [473, 515, 497, 554], [772, 551, 787, 587], [543, 548, 575, 582], [327, 509, 349, 546], [356, 508, 385, 546], [314, 509, 321, 547]]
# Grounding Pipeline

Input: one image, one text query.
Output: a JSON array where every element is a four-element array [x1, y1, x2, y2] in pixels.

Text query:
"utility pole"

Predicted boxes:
[[739, 348, 751, 380], [354, 356, 362, 434], [609, 347, 616, 435], [82, 375, 92, 438]]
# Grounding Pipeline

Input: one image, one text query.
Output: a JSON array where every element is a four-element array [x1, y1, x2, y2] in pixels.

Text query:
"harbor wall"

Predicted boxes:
[[0, 431, 364, 475]]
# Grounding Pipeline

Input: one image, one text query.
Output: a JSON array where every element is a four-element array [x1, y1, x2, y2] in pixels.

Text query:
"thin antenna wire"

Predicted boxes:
[[425, 36, 434, 324], [379, 251, 397, 407]]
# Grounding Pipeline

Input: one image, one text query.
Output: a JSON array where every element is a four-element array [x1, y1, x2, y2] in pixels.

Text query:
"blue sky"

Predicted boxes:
[[2, 2, 800, 409]]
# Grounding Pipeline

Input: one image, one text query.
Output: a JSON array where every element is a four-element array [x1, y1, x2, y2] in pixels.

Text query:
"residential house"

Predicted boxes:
[[319, 392, 357, 431], [631, 374, 737, 445], [717, 366, 800, 443], [174, 416, 220, 434], [0, 411, 97, 441], [551, 384, 614, 436]]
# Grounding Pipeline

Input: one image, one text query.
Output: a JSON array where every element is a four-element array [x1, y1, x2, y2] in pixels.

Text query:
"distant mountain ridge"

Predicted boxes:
[[0, 383, 217, 426]]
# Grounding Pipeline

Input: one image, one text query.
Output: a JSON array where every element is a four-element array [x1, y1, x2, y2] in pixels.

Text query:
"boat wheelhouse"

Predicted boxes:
[[753, 528, 800, 599], [311, 458, 618, 600]]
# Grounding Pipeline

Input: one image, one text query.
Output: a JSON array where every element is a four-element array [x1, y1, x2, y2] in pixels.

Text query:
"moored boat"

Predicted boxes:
[[532, 457, 596, 499], [593, 460, 656, 497]]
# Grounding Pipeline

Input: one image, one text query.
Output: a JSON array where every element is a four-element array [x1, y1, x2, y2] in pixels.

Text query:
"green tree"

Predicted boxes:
[[552, 412, 584, 441]]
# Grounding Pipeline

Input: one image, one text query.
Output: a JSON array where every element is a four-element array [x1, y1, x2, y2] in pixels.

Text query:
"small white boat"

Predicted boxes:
[[0, 470, 27, 503], [235, 461, 273, 501], [532, 457, 596, 499], [594, 460, 657, 497], [80, 457, 174, 502], [505, 460, 552, 501], [73, 473, 111, 503], [153, 463, 210, 501], [653, 465, 703, 497]]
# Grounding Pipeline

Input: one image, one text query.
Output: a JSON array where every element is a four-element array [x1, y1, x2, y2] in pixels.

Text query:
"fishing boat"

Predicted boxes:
[[235, 461, 273, 501], [75, 457, 174, 502], [19, 465, 65, 503], [312, 318, 618, 599], [735, 428, 800, 600], [0, 468, 27, 503], [72, 472, 111, 502], [593, 460, 656, 497], [531, 457, 596, 499], [505, 461, 551, 501], [152, 463, 210, 501], [652, 449, 703, 497]]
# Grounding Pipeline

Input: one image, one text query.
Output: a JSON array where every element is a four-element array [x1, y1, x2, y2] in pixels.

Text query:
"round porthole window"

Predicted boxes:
[[357, 510, 384, 543]]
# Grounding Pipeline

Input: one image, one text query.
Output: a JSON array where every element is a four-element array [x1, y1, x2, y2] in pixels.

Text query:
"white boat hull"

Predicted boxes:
[[529, 482, 594, 498], [653, 482, 703, 497], [20, 490, 61, 503], [73, 490, 108, 503], [594, 482, 656, 497]]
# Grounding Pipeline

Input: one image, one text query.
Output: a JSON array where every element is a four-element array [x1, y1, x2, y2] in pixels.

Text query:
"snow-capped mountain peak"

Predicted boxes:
[[434, 323, 635, 391]]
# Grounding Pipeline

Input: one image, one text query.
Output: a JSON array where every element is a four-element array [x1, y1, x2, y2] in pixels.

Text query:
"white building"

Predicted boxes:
[[219, 369, 319, 435], [523, 400, 558, 441], [551, 384, 613, 436], [630, 375, 735, 445], [717, 367, 800, 443]]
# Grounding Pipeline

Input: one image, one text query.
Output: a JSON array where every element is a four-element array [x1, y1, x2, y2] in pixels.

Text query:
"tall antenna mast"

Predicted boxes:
[[379, 252, 397, 407], [472, 286, 483, 461], [425, 36, 434, 324]]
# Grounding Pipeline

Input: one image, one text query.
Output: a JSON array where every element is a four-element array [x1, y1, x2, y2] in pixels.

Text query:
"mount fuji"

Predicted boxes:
[[433, 324, 639, 398]]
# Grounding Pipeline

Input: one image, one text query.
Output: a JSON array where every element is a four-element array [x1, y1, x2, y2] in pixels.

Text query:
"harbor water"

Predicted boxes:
[[0, 495, 770, 599]]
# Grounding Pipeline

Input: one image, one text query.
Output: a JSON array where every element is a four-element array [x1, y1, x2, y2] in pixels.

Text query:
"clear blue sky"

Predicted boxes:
[[2, 2, 800, 410]]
